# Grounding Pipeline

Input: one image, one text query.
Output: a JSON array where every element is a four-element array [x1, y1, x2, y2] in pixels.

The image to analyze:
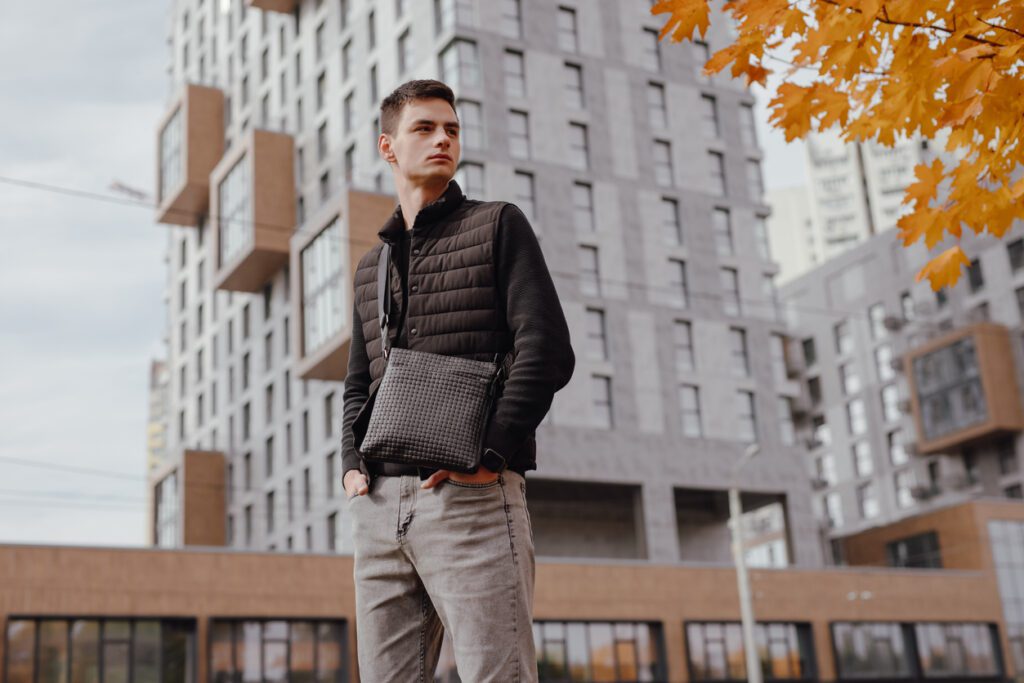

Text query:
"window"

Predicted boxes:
[[700, 95, 719, 137], [802, 338, 817, 366], [573, 182, 595, 232], [367, 9, 376, 49], [712, 208, 733, 256], [568, 122, 589, 169], [341, 39, 352, 81], [847, 398, 866, 435], [720, 268, 740, 316], [736, 391, 757, 442], [647, 81, 667, 128], [839, 363, 860, 395], [680, 385, 703, 437], [513, 171, 535, 222], [777, 397, 795, 446], [508, 110, 530, 159], [1009, 238, 1024, 272], [318, 171, 330, 200], [456, 100, 483, 150], [739, 103, 757, 148], [662, 197, 681, 245], [881, 384, 900, 422], [209, 619, 344, 683], [868, 302, 887, 340], [316, 121, 328, 160], [564, 62, 584, 109], [817, 453, 837, 486], [686, 622, 813, 682], [834, 320, 853, 355], [454, 161, 484, 197], [825, 491, 843, 528], [888, 429, 908, 465], [746, 159, 764, 200], [708, 151, 726, 195], [368, 63, 378, 104], [692, 40, 711, 81], [729, 327, 750, 377], [584, 308, 607, 361], [557, 6, 578, 52], [434, 0, 474, 34], [653, 139, 673, 186], [673, 320, 695, 372], [856, 481, 880, 518], [503, 50, 525, 99], [642, 27, 661, 70], [967, 257, 984, 292], [894, 469, 915, 508], [754, 215, 771, 260], [670, 258, 688, 307], [875, 344, 895, 381], [579, 245, 600, 296], [532, 621, 667, 681], [342, 91, 354, 135], [853, 440, 873, 477], [501, 0, 522, 38], [807, 376, 822, 404], [397, 28, 412, 74], [592, 374, 612, 428], [343, 144, 354, 183], [770, 334, 787, 384], [264, 383, 274, 423], [324, 391, 335, 437], [832, 623, 910, 679], [439, 39, 480, 90], [915, 622, 1001, 678]]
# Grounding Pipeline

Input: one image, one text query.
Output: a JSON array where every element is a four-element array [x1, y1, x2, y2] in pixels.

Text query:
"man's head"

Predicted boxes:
[[378, 80, 460, 189]]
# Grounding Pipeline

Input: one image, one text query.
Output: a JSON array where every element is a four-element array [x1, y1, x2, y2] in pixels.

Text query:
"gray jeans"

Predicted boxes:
[[347, 469, 538, 682]]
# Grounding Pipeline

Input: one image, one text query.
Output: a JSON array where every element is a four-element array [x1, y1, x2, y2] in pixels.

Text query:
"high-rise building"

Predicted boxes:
[[780, 219, 1024, 559], [146, 359, 171, 473], [767, 132, 927, 283], [150, 0, 821, 567]]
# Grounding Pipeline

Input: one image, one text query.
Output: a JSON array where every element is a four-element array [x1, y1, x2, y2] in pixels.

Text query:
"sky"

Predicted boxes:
[[0, 1, 807, 547]]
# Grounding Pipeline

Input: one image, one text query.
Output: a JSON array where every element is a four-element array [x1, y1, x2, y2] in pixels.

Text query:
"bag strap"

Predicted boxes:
[[377, 242, 392, 359]]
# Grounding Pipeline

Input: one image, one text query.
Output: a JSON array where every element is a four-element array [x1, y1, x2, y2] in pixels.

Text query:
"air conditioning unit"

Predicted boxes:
[[804, 436, 824, 450], [883, 315, 906, 332], [910, 484, 940, 501], [810, 477, 830, 491]]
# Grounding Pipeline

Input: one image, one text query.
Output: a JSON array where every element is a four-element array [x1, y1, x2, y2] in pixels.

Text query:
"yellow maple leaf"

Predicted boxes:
[[915, 246, 970, 291]]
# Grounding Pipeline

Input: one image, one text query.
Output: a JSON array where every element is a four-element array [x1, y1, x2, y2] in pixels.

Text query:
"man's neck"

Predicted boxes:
[[395, 177, 450, 232]]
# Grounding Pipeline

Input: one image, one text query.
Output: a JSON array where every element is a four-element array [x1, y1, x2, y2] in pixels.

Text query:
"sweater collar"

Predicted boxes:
[[377, 179, 466, 244]]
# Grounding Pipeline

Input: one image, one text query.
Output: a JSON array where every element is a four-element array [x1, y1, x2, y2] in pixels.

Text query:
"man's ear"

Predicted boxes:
[[379, 133, 396, 163]]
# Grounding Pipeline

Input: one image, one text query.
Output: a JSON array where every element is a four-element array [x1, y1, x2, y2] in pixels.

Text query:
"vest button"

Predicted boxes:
[[411, 284, 418, 292], [412, 248, 420, 255], [411, 327, 418, 335]]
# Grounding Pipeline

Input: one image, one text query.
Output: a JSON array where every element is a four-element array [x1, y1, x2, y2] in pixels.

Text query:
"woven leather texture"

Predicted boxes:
[[360, 347, 500, 473]]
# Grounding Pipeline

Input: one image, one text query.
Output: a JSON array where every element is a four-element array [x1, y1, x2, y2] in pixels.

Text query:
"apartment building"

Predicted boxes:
[[150, 0, 820, 568], [780, 220, 1024, 559]]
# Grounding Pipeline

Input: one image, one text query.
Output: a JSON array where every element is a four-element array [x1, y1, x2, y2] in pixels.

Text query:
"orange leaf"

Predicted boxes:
[[654, 0, 712, 42], [915, 246, 970, 291], [903, 159, 945, 209]]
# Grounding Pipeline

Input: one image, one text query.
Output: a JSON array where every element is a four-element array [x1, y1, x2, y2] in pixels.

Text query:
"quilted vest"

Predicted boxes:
[[351, 185, 515, 395]]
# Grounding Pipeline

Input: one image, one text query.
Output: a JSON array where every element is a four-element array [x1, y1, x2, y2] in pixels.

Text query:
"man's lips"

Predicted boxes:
[[428, 154, 452, 161]]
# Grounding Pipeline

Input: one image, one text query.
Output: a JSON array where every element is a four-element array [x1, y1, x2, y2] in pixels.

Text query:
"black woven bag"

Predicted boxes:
[[356, 242, 510, 473]]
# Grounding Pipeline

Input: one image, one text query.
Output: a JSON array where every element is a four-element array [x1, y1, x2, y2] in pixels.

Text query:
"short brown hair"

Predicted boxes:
[[379, 79, 457, 136]]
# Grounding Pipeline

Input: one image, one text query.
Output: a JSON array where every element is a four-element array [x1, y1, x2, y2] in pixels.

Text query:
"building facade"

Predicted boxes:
[[151, 0, 822, 569], [780, 220, 1024, 558], [766, 132, 928, 283]]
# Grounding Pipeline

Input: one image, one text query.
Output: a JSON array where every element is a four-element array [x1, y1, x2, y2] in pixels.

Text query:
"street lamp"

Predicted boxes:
[[729, 443, 762, 683]]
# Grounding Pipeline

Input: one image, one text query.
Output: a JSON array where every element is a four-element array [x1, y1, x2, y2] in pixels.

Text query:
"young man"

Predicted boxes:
[[340, 79, 575, 681]]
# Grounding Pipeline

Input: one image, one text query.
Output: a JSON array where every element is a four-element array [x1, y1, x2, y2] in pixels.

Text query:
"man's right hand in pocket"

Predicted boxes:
[[344, 469, 369, 499]]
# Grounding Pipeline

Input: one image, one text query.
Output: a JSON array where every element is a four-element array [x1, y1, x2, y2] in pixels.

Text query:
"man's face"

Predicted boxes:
[[381, 98, 461, 185]]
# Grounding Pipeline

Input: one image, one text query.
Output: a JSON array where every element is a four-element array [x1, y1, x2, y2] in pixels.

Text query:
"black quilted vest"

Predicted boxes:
[[352, 181, 515, 397]]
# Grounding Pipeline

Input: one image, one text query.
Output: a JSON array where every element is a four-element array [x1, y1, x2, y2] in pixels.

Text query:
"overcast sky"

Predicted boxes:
[[0, 1, 807, 547]]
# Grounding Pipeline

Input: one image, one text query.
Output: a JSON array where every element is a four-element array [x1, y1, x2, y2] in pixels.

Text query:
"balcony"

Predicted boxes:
[[211, 128, 296, 293], [291, 189, 397, 381], [246, 0, 298, 12], [905, 322, 1024, 454], [155, 84, 225, 227]]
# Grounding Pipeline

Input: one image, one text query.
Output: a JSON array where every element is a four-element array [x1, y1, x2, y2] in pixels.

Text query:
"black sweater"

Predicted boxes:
[[340, 201, 575, 479]]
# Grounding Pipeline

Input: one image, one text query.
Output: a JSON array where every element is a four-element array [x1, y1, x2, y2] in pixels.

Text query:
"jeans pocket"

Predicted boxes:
[[444, 476, 502, 489]]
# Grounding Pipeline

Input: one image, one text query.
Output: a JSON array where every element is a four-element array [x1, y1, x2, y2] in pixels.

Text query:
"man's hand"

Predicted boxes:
[[344, 469, 369, 499], [421, 465, 499, 489]]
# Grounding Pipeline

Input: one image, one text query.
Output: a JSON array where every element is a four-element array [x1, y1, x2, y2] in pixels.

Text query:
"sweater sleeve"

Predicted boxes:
[[341, 300, 371, 478], [483, 203, 576, 463]]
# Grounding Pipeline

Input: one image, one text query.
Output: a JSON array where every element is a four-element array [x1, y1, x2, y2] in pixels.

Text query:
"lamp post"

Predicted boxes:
[[729, 443, 762, 683]]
